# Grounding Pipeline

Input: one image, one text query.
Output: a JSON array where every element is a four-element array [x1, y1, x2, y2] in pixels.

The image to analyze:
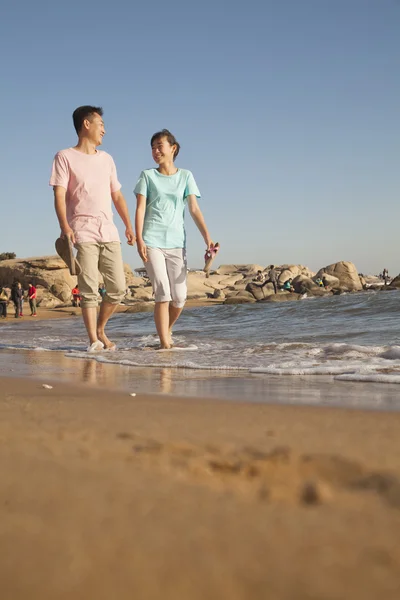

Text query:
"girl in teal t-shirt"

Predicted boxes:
[[134, 129, 214, 349]]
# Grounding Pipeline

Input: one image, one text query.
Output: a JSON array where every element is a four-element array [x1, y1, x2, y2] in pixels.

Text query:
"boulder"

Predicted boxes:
[[278, 265, 315, 285], [387, 275, 400, 289], [130, 287, 154, 302], [316, 261, 362, 292], [291, 275, 322, 294], [224, 291, 256, 304], [36, 289, 64, 308], [260, 293, 301, 303], [0, 255, 134, 305], [245, 282, 275, 301], [216, 264, 265, 276], [187, 272, 210, 299], [319, 274, 340, 289]]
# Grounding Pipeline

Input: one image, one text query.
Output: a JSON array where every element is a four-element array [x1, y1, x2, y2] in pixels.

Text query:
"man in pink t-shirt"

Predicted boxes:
[[50, 105, 136, 352]]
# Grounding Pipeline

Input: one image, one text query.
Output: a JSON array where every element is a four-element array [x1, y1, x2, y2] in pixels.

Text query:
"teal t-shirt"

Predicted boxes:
[[134, 168, 201, 249]]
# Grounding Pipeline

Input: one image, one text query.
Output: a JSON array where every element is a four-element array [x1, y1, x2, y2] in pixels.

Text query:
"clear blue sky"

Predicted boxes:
[[1, 0, 399, 275]]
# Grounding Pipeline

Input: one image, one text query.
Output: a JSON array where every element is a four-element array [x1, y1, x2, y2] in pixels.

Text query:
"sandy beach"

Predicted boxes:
[[1, 375, 400, 599]]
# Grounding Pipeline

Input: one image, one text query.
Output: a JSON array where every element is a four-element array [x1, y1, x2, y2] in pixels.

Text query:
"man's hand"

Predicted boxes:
[[137, 239, 148, 262], [125, 228, 136, 246], [61, 225, 76, 245]]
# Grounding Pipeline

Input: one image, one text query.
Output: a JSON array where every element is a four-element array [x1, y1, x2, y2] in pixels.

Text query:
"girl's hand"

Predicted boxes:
[[137, 240, 148, 262]]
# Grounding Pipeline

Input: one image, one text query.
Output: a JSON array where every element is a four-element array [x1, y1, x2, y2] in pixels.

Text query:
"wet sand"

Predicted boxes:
[[1, 376, 400, 599]]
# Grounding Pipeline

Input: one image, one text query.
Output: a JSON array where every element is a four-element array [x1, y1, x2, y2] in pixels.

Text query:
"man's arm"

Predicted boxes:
[[54, 186, 75, 243], [187, 195, 213, 249], [111, 190, 135, 246]]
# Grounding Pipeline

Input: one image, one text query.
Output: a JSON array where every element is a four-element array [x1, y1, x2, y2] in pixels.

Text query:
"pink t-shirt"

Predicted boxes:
[[49, 147, 121, 243]]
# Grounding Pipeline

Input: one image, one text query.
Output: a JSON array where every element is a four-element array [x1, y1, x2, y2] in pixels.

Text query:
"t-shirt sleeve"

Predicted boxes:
[[134, 171, 148, 196], [49, 152, 69, 188], [110, 157, 122, 193], [184, 171, 201, 199]]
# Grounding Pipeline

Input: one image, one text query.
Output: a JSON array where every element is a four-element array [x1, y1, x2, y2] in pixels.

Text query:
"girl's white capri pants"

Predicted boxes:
[[145, 248, 187, 307]]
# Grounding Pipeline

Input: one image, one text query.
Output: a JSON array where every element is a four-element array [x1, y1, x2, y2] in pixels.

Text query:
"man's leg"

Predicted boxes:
[[76, 243, 103, 349], [166, 249, 187, 339], [97, 242, 126, 349]]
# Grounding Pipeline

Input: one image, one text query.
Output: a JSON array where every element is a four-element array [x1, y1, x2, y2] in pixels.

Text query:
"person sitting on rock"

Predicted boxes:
[[262, 265, 278, 294], [282, 278, 294, 292], [253, 270, 265, 283], [315, 277, 324, 287]]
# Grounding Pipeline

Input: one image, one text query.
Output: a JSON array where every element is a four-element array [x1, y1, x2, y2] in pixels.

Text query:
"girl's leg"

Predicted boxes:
[[166, 249, 187, 337], [145, 248, 172, 349], [154, 302, 171, 349]]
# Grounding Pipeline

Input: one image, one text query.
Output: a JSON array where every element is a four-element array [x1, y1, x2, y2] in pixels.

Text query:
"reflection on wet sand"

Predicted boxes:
[[1, 348, 400, 410]]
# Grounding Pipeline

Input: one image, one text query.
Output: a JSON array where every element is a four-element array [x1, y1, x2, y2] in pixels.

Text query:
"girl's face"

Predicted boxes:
[[152, 136, 176, 165]]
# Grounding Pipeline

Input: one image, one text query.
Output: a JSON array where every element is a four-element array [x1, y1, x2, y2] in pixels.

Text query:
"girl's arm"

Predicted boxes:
[[188, 196, 213, 249], [135, 194, 148, 262]]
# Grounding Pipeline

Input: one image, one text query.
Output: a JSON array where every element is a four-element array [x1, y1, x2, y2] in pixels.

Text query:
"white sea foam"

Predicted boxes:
[[335, 373, 400, 384]]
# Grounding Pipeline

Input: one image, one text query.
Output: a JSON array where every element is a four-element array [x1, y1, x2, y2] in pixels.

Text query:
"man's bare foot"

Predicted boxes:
[[97, 330, 116, 351]]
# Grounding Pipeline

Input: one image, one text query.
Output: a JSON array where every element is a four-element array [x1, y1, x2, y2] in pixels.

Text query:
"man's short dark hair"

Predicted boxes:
[[72, 106, 103, 135], [151, 129, 180, 160]]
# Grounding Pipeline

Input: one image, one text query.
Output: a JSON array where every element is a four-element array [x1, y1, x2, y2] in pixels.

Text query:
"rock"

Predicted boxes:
[[245, 282, 275, 301], [260, 293, 301, 303], [123, 303, 154, 313], [36, 289, 64, 308], [212, 288, 225, 299], [291, 275, 327, 296], [187, 272, 210, 299], [216, 264, 265, 276], [319, 274, 340, 288], [278, 265, 315, 286], [388, 274, 400, 289], [49, 282, 73, 303], [130, 287, 154, 302], [224, 296, 257, 305], [316, 261, 362, 292], [0, 255, 135, 306]]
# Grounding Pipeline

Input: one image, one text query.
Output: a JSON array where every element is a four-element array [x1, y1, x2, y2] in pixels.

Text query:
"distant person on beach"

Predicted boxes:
[[382, 268, 389, 285], [254, 270, 265, 283], [27, 283, 37, 316], [72, 286, 81, 307], [11, 281, 23, 318], [283, 278, 294, 292], [262, 265, 279, 294], [134, 129, 215, 349], [50, 105, 135, 352], [0, 286, 8, 318], [98, 283, 107, 299]]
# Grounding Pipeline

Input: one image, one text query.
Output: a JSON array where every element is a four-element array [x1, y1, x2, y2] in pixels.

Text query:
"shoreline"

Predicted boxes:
[[1, 376, 400, 599]]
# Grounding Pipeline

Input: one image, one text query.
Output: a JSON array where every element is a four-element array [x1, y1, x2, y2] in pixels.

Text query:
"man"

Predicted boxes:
[[50, 106, 135, 351], [262, 264, 279, 294], [27, 283, 37, 316]]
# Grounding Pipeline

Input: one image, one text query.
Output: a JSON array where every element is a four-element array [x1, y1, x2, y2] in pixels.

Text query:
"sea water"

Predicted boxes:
[[1, 290, 400, 408]]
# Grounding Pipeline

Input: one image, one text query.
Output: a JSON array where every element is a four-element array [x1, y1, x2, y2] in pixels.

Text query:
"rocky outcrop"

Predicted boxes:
[[278, 265, 315, 285], [291, 275, 328, 297], [315, 261, 362, 292], [216, 264, 265, 276], [245, 282, 275, 301]]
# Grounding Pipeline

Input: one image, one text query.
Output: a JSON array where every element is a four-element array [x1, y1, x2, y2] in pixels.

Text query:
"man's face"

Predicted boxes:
[[152, 136, 176, 165], [84, 113, 105, 146]]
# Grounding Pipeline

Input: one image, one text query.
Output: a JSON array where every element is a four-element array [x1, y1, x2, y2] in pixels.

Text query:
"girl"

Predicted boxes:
[[134, 129, 215, 349]]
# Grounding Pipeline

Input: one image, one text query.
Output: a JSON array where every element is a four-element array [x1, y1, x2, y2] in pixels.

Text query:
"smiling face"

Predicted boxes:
[[151, 136, 177, 165], [83, 112, 105, 146]]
